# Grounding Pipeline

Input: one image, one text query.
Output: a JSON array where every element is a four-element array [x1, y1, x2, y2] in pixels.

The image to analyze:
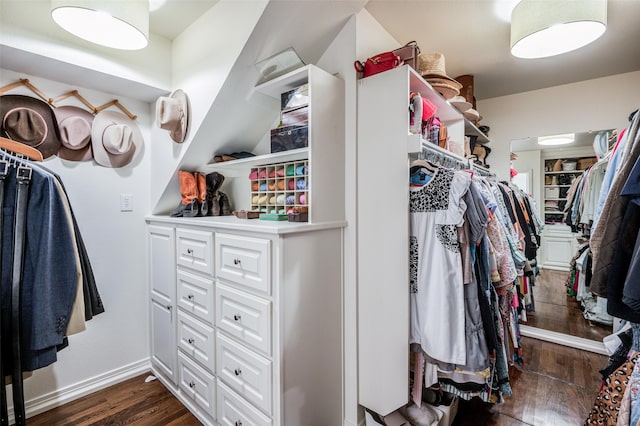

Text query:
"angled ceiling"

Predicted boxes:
[[365, 0, 640, 100]]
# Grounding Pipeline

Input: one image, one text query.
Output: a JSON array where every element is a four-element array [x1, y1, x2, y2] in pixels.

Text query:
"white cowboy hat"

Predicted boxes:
[[155, 89, 189, 143]]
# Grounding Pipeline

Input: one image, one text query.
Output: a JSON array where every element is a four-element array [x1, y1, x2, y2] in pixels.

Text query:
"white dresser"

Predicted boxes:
[[147, 217, 344, 426]]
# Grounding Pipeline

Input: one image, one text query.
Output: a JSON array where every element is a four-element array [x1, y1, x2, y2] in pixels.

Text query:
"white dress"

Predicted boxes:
[[409, 167, 471, 365]]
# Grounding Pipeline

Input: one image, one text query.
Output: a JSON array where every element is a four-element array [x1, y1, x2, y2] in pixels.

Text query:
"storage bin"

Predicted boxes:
[[270, 123, 308, 153], [578, 157, 597, 170], [281, 84, 309, 110], [545, 187, 559, 198], [561, 161, 577, 171], [281, 105, 308, 126]]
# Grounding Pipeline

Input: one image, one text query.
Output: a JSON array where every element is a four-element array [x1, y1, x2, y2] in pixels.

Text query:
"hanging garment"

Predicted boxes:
[[591, 111, 640, 296], [409, 167, 471, 365]]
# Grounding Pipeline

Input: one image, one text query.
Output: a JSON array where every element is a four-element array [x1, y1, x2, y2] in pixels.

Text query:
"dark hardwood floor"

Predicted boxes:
[[28, 373, 201, 425], [28, 267, 611, 426], [453, 336, 607, 425], [523, 268, 611, 341]]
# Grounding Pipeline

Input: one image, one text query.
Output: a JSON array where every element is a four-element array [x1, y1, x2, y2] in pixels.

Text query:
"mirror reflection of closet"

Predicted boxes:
[[510, 129, 616, 353]]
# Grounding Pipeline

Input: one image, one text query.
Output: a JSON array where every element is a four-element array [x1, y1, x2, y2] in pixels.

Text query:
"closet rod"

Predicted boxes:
[[419, 141, 470, 168]]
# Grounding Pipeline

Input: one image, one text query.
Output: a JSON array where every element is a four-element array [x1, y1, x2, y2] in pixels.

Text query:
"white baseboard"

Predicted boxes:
[[519, 325, 607, 355], [19, 358, 152, 421]]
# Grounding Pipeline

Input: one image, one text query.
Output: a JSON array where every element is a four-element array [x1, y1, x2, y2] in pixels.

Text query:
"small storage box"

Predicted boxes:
[[561, 161, 577, 171], [281, 84, 309, 111], [271, 123, 309, 153], [545, 187, 560, 198], [578, 157, 597, 170], [234, 210, 260, 219], [287, 212, 308, 222], [281, 105, 308, 126]]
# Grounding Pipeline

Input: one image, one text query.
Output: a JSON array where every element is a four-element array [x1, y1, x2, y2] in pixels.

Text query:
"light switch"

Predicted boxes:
[[120, 194, 133, 211]]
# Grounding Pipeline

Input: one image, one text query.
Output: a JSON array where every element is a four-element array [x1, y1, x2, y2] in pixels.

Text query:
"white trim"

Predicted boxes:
[[21, 358, 152, 421], [519, 324, 607, 355]]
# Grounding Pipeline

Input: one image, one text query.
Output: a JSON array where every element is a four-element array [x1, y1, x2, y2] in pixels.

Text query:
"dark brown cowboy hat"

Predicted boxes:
[[0, 94, 62, 159]]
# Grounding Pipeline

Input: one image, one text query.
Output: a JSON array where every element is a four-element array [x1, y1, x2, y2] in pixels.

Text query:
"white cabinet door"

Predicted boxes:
[[151, 298, 176, 384], [149, 225, 177, 384], [149, 225, 176, 306]]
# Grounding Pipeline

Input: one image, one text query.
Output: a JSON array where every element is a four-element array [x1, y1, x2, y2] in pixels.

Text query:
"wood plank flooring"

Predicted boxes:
[[523, 269, 611, 341], [28, 374, 201, 425], [453, 336, 607, 425]]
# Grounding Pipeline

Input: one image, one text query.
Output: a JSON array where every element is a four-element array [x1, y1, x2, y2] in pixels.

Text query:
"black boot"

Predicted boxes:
[[205, 172, 225, 216]]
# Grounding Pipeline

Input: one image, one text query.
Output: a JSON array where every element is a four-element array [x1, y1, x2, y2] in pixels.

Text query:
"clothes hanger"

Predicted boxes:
[[410, 158, 437, 172], [0, 137, 43, 162]]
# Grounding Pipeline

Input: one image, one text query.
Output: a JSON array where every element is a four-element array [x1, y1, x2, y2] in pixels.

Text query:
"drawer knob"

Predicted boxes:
[[233, 258, 241, 265], [188, 337, 195, 344], [187, 294, 194, 300], [188, 381, 195, 388], [234, 368, 242, 376], [166, 305, 172, 311], [235, 421, 242, 426], [187, 248, 193, 254], [233, 314, 241, 321]]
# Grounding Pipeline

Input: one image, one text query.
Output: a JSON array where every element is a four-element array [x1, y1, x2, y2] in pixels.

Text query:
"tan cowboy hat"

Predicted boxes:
[[463, 108, 482, 123], [449, 95, 472, 112], [418, 53, 462, 89], [54, 105, 94, 162], [0, 94, 62, 159], [91, 110, 142, 168], [427, 78, 460, 100], [155, 89, 189, 143]]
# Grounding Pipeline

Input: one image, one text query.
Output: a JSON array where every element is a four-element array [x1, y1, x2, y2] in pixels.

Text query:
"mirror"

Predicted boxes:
[[510, 129, 617, 353]]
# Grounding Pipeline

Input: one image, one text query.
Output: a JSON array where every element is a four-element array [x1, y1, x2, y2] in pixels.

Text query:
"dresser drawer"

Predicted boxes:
[[177, 270, 214, 325], [216, 283, 272, 356], [177, 228, 213, 276], [216, 233, 271, 296], [178, 311, 215, 373], [178, 352, 216, 418], [217, 380, 272, 426], [217, 332, 272, 415]]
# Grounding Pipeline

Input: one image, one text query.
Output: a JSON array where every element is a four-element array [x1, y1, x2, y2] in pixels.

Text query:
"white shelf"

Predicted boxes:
[[254, 65, 311, 98], [464, 120, 490, 144], [202, 148, 309, 176], [545, 170, 583, 175], [545, 185, 572, 188]]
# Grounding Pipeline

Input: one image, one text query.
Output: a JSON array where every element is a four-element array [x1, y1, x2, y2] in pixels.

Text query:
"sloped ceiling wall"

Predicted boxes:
[[151, 0, 367, 214]]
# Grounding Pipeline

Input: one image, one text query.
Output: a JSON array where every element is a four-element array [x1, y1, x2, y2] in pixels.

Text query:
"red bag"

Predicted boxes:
[[354, 51, 401, 78]]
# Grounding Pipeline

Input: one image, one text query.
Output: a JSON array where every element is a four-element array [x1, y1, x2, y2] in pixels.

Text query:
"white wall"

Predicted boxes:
[[0, 69, 152, 412], [478, 70, 640, 180], [149, 0, 269, 213]]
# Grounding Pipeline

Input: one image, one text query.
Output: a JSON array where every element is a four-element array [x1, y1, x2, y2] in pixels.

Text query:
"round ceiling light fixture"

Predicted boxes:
[[538, 133, 575, 146], [51, 0, 149, 50], [510, 0, 607, 59]]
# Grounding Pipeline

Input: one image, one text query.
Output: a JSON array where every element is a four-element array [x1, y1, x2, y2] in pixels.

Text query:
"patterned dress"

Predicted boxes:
[[409, 167, 471, 365]]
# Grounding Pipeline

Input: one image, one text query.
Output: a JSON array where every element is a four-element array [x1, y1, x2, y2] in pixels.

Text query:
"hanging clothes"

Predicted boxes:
[[408, 147, 539, 407], [409, 166, 471, 365], [0, 150, 102, 425]]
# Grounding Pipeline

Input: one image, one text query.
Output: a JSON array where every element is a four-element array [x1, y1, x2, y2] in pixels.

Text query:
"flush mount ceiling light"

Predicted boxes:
[[51, 0, 149, 50], [538, 133, 575, 146], [511, 0, 607, 59]]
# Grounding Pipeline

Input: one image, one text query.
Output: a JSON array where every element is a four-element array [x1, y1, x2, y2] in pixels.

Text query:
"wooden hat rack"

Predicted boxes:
[[0, 78, 137, 120]]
